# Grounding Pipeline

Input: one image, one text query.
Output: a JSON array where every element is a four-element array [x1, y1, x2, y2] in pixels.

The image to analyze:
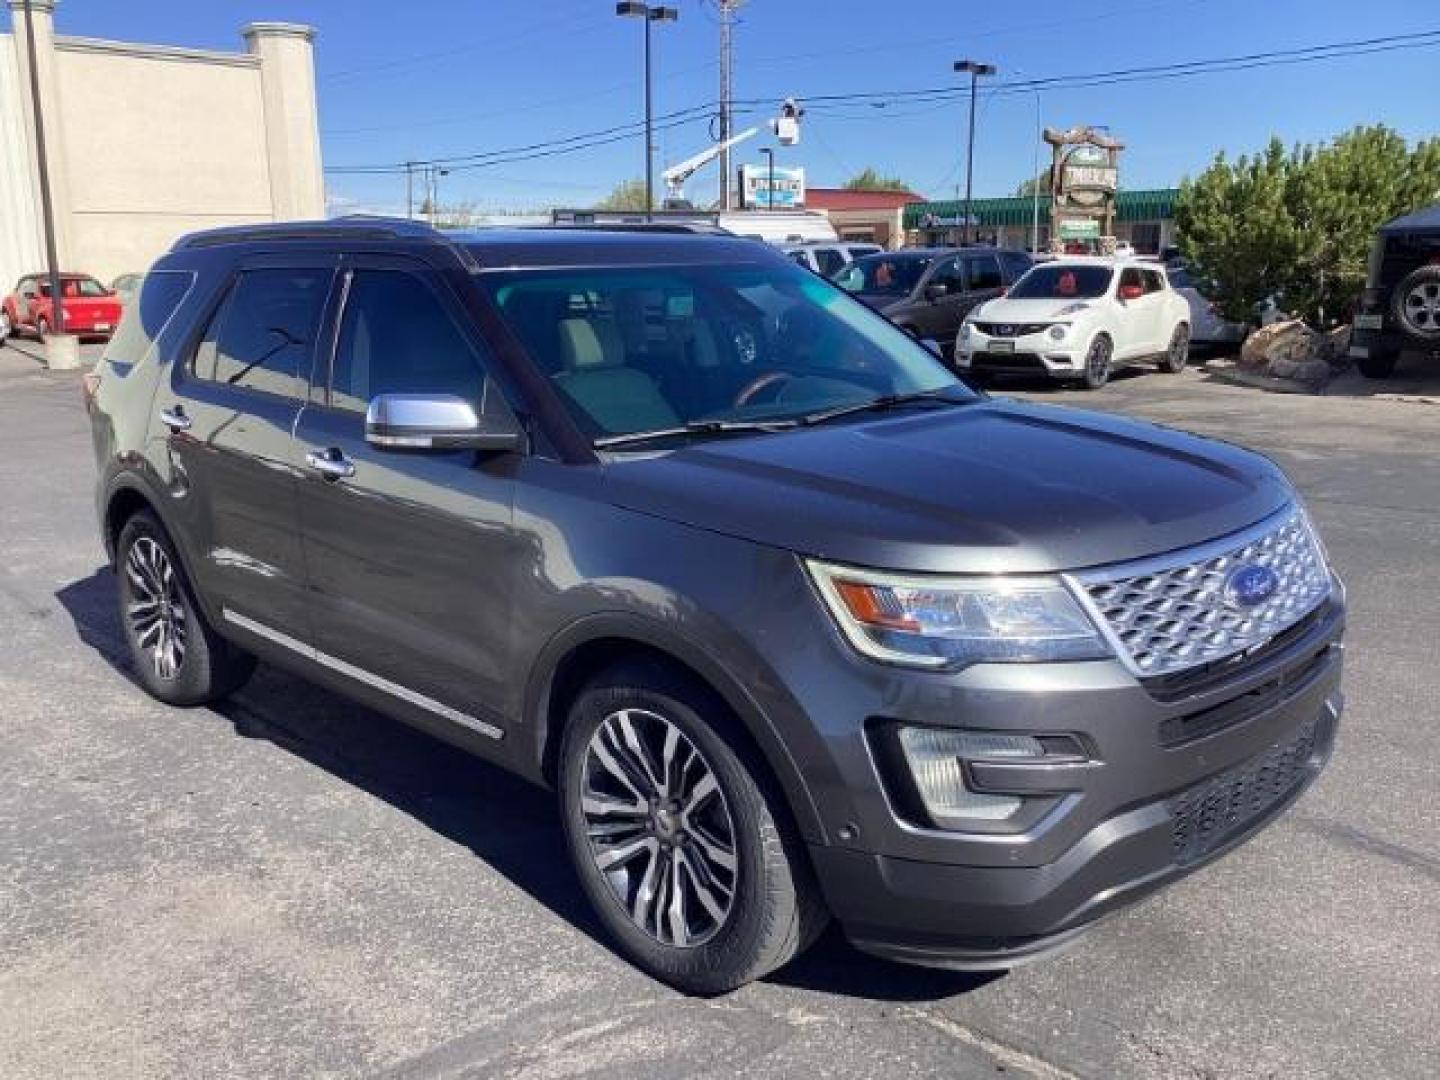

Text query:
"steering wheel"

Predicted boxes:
[[733, 371, 796, 408]]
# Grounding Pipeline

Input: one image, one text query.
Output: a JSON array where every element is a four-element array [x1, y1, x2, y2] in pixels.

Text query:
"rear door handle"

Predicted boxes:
[[159, 406, 191, 433], [305, 447, 356, 480]]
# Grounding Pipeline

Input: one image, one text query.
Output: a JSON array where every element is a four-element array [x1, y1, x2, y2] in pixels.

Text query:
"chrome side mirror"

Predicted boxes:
[[365, 392, 522, 453]]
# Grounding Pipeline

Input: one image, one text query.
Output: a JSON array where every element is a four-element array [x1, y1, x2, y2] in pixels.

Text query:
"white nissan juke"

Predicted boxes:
[[955, 258, 1192, 389]]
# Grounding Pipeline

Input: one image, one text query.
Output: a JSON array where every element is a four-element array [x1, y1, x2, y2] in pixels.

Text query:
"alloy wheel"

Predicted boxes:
[[124, 536, 188, 681], [1167, 325, 1190, 371], [580, 708, 739, 948], [1403, 280, 1440, 332], [1086, 337, 1112, 386]]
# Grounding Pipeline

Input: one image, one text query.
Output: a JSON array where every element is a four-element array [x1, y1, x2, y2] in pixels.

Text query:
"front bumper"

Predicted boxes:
[[786, 594, 1345, 970], [956, 334, 1083, 377]]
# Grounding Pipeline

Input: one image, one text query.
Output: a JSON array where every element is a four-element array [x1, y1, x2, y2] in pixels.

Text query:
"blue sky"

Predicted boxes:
[[45, 0, 1440, 213]]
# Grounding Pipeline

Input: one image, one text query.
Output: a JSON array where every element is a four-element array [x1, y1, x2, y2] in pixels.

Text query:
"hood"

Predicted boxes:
[[604, 400, 1292, 574], [970, 297, 1097, 323]]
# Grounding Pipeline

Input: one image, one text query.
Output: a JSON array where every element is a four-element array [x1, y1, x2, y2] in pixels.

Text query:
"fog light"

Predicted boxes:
[[897, 727, 1044, 825], [1048, 324, 1067, 341]]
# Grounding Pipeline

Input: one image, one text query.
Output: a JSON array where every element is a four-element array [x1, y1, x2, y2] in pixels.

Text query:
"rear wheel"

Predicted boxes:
[[36, 316, 49, 339], [1160, 323, 1190, 373], [558, 663, 826, 994], [1080, 334, 1113, 389], [115, 510, 255, 705], [1357, 343, 1399, 379]]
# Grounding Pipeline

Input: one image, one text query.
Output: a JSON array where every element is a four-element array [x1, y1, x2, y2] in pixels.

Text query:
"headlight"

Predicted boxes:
[[806, 560, 1111, 669], [1047, 324, 1068, 341], [897, 727, 1043, 823]]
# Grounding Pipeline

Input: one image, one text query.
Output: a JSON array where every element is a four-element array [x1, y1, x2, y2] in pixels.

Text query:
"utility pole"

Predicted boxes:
[[22, 0, 64, 335], [954, 59, 996, 246], [717, 0, 745, 211], [405, 161, 415, 220]]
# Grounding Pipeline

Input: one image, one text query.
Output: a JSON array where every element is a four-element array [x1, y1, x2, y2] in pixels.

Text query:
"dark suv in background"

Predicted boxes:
[[833, 246, 1032, 351], [88, 220, 1344, 994], [1351, 204, 1440, 377]]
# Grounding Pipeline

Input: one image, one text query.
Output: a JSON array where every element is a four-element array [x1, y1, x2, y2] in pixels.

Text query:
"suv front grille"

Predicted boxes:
[[1169, 718, 1318, 865], [972, 321, 1049, 337], [1073, 509, 1331, 679]]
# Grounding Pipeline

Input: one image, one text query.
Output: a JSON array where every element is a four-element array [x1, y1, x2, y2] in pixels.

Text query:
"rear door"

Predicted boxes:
[[292, 254, 521, 740], [161, 255, 338, 641]]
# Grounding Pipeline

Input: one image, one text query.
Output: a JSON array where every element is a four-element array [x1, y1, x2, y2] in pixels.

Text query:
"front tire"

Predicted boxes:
[[1080, 334, 1113, 389], [115, 510, 255, 705], [1160, 323, 1190, 373], [36, 315, 49, 340], [558, 663, 826, 994]]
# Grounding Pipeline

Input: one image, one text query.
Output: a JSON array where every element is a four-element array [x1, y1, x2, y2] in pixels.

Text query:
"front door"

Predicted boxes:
[[292, 256, 521, 739], [161, 257, 337, 641], [911, 255, 969, 339]]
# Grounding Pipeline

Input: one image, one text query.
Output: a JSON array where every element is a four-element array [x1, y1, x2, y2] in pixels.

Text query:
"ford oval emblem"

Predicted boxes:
[[1225, 564, 1280, 608]]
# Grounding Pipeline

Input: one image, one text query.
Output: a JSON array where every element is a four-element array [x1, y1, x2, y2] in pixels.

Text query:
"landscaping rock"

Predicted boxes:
[[1239, 319, 1321, 371]]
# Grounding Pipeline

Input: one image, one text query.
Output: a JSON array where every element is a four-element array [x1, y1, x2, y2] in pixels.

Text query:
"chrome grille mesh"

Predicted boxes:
[[1076, 510, 1331, 678]]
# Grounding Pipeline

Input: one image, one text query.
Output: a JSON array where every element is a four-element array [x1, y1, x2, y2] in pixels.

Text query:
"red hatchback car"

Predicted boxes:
[[0, 273, 123, 343]]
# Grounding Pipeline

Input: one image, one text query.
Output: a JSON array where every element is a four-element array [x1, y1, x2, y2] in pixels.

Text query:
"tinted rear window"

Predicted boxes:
[[191, 268, 330, 398], [102, 271, 195, 369]]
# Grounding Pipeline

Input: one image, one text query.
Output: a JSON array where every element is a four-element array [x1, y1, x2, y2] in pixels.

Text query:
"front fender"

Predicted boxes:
[[521, 606, 829, 845]]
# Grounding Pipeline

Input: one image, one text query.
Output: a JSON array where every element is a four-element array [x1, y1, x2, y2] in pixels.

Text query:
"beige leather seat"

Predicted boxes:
[[554, 316, 680, 434]]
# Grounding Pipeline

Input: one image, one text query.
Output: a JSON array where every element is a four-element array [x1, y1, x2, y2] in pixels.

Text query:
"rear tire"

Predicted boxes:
[[36, 316, 49, 340], [1160, 323, 1190, 373], [558, 662, 826, 994], [1357, 344, 1398, 379], [115, 510, 255, 706]]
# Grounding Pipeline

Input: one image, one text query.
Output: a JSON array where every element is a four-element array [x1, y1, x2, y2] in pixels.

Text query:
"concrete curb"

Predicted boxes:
[[1201, 362, 1322, 395]]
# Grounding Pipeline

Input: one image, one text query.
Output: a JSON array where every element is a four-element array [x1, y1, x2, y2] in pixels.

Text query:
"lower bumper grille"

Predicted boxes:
[[1168, 718, 1319, 866], [971, 351, 1046, 370]]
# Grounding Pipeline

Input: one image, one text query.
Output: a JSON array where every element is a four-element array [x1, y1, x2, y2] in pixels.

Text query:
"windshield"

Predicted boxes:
[[478, 260, 967, 442], [1008, 264, 1113, 300], [833, 254, 932, 296], [38, 276, 109, 298]]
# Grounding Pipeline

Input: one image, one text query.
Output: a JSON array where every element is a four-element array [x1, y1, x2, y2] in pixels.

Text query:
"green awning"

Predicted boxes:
[[904, 188, 1178, 229]]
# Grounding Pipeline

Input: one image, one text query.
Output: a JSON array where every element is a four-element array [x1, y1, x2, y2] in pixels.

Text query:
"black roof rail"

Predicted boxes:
[[534, 221, 735, 236], [171, 215, 444, 251]]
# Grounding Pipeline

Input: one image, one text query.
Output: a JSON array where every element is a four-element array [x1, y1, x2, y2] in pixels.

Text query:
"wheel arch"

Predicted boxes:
[[524, 613, 827, 845]]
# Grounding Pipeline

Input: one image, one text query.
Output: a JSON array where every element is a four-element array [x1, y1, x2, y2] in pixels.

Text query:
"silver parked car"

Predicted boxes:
[[782, 241, 883, 280], [1166, 264, 1246, 347]]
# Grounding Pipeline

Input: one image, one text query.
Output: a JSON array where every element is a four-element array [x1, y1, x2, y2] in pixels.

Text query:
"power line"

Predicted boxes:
[[324, 29, 1440, 177]]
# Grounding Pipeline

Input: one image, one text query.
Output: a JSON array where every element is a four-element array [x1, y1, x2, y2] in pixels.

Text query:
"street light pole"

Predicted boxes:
[[953, 59, 996, 246], [1031, 89, 1042, 253], [617, 3, 678, 219], [760, 147, 775, 211], [21, 0, 64, 334]]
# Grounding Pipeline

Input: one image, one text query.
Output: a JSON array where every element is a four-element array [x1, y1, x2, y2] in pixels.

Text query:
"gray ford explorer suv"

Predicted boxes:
[[88, 219, 1345, 994]]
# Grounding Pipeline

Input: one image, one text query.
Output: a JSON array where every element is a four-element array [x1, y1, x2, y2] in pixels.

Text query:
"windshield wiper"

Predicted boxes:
[[594, 417, 800, 451], [798, 388, 967, 427]]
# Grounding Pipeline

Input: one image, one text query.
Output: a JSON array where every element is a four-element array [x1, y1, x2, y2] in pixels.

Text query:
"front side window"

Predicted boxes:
[[191, 267, 330, 398], [834, 254, 933, 296], [39, 276, 109, 298], [928, 256, 965, 294], [965, 254, 1003, 290], [479, 260, 965, 441], [814, 248, 846, 278], [1008, 264, 1114, 300], [329, 270, 484, 413], [1001, 251, 1033, 281]]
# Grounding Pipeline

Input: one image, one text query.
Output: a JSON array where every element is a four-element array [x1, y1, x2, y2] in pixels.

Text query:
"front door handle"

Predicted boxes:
[[159, 406, 191, 432], [305, 447, 356, 481]]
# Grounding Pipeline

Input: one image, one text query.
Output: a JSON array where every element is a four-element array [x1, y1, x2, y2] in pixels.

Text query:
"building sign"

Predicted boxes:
[[739, 164, 805, 209], [1044, 125, 1124, 254]]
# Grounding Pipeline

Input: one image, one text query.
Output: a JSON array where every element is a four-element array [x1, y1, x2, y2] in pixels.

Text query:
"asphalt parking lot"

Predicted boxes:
[[2, 340, 1437, 1080]]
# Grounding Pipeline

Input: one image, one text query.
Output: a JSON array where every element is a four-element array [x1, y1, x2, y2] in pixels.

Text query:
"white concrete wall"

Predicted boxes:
[[1, 10, 323, 287], [0, 33, 42, 291], [53, 38, 275, 280]]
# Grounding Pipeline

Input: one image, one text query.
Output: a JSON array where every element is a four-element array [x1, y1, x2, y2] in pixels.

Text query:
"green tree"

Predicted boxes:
[[1014, 167, 1052, 197], [1176, 125, 1440, 324], [594, 179, 650, 211], [843, 168, 911, 192]]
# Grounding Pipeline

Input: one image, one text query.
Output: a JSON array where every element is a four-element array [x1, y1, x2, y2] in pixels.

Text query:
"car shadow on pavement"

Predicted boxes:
[[55, 566, 998, 1003]]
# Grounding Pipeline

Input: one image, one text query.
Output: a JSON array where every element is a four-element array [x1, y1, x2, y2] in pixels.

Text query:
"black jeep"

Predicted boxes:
[[1351, 204, 1440, 378]]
